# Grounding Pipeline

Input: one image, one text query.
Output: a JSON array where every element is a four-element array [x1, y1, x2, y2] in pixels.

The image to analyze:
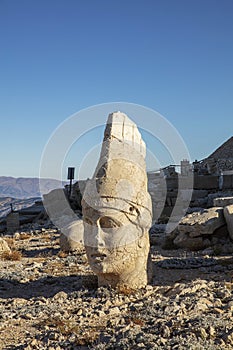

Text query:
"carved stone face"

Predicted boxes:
[[82, 196, 151, 284]]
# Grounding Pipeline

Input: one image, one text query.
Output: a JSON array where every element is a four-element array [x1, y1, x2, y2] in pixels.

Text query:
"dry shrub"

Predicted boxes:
[[117, 285, 135, 296], [58, 251, 68, 258], [4, 237, 15, 249], [130, 317, 144, 326], [41, 235, 51, 242], [43, 261, 64, 275], [225, 281, 233, 291], [37, 250, 53, 258], [1, 250, 22, 261], [40, 318, 100, 345], [19, 233, 31, 240]]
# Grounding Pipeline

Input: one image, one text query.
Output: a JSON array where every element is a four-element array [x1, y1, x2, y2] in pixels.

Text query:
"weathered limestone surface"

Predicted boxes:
[[224, 204, 233, 240], [177, 207, 225, 236], [60, 221, 84, 252], [82, 112, 152, 289], [174, 233, 205, 251], [207, 192, 233, 207], [0, 238, 11, 253], [173, 207, 226, 250], [43, 189, 83, 251]]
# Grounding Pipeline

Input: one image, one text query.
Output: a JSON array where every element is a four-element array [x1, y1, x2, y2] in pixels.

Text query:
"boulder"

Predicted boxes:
[[174, 232, 206, 251], [173, 207, 226, 250], [224, 205, 233, 240], [59, 220, 84, 252], [178, 207, 225, 237]]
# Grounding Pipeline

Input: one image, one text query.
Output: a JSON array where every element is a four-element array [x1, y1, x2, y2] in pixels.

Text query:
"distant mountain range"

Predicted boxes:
[[0, 196, 41, 219], [0, 176, 66, 199]]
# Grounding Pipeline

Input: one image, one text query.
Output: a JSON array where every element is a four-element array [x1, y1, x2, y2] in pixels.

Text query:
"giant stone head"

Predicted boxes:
[[82, 112, 152, 289]]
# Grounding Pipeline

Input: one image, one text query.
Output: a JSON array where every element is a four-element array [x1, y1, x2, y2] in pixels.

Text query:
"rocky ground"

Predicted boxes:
[[0, 223, 233, 350]]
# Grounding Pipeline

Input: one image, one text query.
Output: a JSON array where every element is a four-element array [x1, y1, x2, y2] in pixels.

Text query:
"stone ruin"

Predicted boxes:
[[82, 112, 152, 289], [41, 118, 233, 276]]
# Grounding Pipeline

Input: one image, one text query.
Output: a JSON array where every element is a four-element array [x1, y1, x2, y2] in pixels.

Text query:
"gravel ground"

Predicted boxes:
[[0, 225, 233, 349]]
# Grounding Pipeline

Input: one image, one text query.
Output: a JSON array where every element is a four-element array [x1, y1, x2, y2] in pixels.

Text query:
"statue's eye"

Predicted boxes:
[[129, 206, 139, 215], [99, 216, 121, 229]]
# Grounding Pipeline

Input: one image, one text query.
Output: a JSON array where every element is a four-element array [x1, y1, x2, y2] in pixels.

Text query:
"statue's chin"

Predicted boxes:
[[91, 265, 114, 274], [88, 256, 128, 275]]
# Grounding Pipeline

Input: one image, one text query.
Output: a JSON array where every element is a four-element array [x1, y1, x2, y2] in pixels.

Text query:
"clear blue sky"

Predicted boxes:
[[1, 0, 233, 180]]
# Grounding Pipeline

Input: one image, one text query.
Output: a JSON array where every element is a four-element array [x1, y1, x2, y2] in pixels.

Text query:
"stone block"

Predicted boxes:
[[174, 232, 204, 250], [213, 196, 233, 207], [224, 205, 233, 241], [60, 220, 84, 252], [7, 212, 19, 233], [177, 207, 226, 237]]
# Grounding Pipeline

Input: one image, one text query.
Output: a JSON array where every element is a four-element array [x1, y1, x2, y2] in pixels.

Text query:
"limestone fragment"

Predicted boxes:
[[224, 204, 233, 240], [172, 207, 226, 250], [177, 207, 225, 236], [0, 238, 11, 254], [214, 196, 233, 207], [43, 188, 84, 251], [60, 220, 84, 252]]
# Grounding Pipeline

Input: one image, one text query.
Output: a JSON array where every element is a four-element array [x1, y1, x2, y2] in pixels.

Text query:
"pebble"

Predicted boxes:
[[0, 226, 233, 350]]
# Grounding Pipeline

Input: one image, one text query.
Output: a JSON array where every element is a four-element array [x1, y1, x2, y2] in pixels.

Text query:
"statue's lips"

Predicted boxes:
[[90, 253, 107, 262]]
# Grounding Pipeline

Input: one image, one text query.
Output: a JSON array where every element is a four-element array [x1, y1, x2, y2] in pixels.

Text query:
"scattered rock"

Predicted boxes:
[[0, 214, 233, 350], [224, 204, 233, 240], [0, 237, 11, 253], [172, 207, 227, 250], [179, 207, 225, 236]]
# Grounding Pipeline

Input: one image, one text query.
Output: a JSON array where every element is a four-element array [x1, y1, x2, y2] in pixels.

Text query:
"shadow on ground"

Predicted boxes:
[[1, 255, 233, 300]]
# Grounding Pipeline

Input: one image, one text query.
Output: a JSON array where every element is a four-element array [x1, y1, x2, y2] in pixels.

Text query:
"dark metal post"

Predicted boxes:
[[67, 167, 75, 198]]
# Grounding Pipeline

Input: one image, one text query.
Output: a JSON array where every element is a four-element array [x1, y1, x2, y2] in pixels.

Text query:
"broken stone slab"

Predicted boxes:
[[43, 188, 84, 251], [59, 220, 84, 252], [177, 207, 226, 237], [214, 197, 233, 207], [82, 111, 152, 289], [224, 205, 233, 241], [43, 189, 72, 220], [207, 192, 233, 207], [173, 228, 229, 251], [173, 232, 206, 251]]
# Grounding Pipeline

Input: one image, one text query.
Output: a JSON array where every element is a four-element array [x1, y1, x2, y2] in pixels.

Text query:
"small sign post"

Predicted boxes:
[[67, 167, 75, 198]]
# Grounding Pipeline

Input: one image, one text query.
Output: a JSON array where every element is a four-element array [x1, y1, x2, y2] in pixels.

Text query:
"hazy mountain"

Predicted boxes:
[[0, 176, 66, 199], [0, 196, 41, 219]]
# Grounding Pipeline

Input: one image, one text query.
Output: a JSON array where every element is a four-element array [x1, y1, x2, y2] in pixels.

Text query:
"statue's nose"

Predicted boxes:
[[95, 220, 105, 247]]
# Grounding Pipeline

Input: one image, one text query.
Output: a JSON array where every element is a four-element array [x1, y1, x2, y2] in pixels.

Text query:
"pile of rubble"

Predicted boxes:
[[1, 225, 233, 349], [162, 196, 233, 253]]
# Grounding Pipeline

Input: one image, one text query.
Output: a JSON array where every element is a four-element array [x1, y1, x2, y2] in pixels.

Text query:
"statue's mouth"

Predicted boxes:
[[91, 253, 107, 262]]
